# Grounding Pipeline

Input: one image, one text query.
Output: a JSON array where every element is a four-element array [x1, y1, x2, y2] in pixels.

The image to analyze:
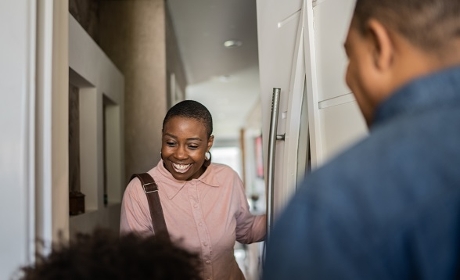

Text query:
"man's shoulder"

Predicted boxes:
[[294, 109, 460, 229], [316, 104, 460, 181]]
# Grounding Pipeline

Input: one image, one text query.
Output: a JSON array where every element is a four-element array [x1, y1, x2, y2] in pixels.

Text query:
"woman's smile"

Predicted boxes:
[[172, 162, 193, 173]]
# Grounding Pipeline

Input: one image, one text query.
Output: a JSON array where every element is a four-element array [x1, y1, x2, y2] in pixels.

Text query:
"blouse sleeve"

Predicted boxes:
[[119, 178, 153, 236], [233, 172, 267, 244]]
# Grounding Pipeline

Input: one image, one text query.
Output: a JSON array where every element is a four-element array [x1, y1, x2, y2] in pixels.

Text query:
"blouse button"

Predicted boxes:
[[193, 204, 198, 208], [203, 242, 208, 246], [199, 222, 203, 227], [205, 260, 211, 265]]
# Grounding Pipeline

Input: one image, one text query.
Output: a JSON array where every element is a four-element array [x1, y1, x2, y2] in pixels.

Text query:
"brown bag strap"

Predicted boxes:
[[130, 173, 170, 241]]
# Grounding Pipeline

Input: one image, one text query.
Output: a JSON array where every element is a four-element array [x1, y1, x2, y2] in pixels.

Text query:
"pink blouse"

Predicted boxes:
[[120, 160, 266, 280]]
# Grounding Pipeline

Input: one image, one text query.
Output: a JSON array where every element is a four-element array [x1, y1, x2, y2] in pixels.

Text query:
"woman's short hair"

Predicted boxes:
[[163, 100, 213, 137]]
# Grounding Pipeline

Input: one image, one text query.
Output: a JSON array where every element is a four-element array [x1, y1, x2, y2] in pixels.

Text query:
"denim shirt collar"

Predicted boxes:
[[373, 66, 460, 128]]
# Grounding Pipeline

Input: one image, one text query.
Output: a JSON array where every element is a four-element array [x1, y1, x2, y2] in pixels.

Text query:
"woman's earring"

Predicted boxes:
[[204, 151, 212, 167]]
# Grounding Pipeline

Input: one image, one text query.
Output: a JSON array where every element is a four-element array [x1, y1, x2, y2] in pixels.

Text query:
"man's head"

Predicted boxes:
[[344, 0, 460, 125], [19, 228, 202, 280]]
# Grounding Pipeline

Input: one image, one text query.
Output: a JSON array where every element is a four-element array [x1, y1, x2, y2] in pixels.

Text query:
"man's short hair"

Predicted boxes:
[[19, 228, 202, 280], [353, 0, 460, 51]]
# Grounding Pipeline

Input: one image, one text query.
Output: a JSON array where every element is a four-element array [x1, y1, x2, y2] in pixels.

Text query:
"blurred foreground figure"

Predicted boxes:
[[19, 228, 202, 280], [263, 0, 460, 279]]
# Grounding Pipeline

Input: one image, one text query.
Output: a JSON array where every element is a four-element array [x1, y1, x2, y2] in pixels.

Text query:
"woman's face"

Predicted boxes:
[[161, 116, 213, 181]]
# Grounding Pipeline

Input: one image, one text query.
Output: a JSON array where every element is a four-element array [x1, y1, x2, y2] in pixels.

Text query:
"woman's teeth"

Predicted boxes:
[[172, 163, 192, 173]]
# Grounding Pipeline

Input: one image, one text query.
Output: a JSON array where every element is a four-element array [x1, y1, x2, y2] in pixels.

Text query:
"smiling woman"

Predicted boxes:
[[120, 100, 266, 280], [161, 100, 214, 181], [161, 116, 212, 180]]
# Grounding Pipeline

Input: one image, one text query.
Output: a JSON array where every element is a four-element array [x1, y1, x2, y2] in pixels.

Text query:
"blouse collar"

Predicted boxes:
[[156, 159, 220, 200]]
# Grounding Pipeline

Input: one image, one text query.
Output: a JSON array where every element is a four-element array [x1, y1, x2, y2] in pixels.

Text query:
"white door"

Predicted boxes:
[[257, 0, 304, 232], [305, 0, 367, 167], [257, 0, 367, 235]]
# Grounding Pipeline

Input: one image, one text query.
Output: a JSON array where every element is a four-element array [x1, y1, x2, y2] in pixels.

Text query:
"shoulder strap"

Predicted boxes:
[[130, 173, 170, 241]]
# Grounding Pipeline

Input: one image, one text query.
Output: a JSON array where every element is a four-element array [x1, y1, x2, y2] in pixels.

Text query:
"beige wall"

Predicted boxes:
[[99, 0, 168, 179]]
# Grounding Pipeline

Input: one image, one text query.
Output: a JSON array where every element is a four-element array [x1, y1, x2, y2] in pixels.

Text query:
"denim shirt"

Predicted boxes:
[[263, 66, 460, 280]]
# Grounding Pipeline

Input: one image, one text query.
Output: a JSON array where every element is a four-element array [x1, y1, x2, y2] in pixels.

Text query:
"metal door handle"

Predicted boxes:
[[266, 88, 283, 242]]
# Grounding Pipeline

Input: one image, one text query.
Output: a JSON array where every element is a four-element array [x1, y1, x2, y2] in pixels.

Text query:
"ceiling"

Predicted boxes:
[[166, 0, 261, 143]]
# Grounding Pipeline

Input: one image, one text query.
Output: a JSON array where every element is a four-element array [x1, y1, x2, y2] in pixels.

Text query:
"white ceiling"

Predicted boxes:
[[166, 0, 261, 142]]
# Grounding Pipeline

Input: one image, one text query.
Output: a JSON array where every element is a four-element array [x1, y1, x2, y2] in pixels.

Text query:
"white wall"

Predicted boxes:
[[68, 15, 124, 236], [35, 0, 70, 249], [0, 0, 36, 278], [0, 2, 123, 277], [0, 0, 70, 277]]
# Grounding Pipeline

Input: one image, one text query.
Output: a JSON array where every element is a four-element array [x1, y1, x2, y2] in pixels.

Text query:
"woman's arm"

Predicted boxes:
[[120, 178, 153, 236], [233, 174, 267, 243]]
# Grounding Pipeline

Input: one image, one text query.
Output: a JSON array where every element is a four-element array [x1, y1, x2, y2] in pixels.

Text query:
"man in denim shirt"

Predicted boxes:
[[263, 0, 460, 279]]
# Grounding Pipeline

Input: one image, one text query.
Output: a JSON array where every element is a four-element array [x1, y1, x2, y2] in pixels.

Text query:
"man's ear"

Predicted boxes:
[[366, 19, 394, 71]]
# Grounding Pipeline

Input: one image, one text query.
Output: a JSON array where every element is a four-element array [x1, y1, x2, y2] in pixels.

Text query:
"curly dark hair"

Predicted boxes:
[[353, 0, 460, 52], [18, 228, 202, 280], [163, 100, 213, 137]]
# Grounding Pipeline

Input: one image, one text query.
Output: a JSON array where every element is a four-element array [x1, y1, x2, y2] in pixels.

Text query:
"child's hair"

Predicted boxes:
[[18, 228, 202, 280]]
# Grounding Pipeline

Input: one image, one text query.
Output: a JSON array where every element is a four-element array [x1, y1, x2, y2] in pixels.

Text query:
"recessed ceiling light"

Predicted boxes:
[[223, 40, 242, 48]]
